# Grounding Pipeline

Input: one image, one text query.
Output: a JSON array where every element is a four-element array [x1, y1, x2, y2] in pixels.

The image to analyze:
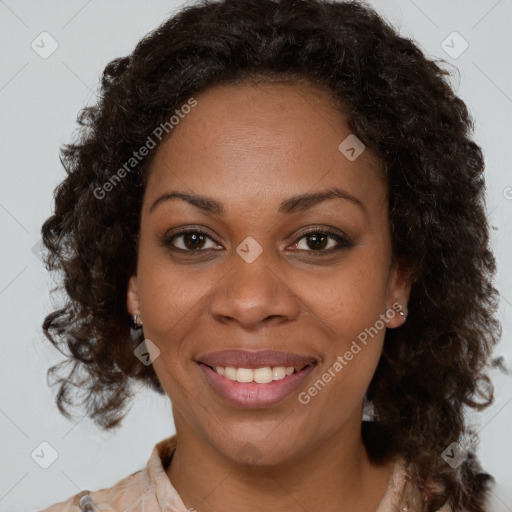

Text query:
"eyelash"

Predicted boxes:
[[162, 226, 354, 256]]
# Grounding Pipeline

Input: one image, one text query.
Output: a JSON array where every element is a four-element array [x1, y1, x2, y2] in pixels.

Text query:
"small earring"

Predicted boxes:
[[399, 309, 407, 322], [131, 313, 143, 330]]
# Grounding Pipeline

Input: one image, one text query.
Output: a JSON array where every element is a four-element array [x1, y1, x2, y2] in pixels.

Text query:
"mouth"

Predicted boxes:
[[200, 362, 315, 383], [196, 353, 318, 408]]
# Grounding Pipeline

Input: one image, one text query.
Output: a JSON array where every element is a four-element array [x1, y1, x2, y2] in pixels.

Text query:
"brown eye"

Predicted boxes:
[[163, 229, 220, 252], [290, 229, 353, 253], [301, 232, 331, 251]]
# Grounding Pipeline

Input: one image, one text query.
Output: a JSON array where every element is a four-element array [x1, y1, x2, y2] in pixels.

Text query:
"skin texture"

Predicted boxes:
[[126, 82, 411, 512]]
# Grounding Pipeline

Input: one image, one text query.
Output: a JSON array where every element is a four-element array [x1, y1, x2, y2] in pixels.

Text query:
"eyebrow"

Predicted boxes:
[[149, 187, 366, 217]]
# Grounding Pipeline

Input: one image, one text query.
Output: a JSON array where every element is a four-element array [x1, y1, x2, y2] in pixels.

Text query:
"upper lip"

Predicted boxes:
[[197, 349, 318, 369]]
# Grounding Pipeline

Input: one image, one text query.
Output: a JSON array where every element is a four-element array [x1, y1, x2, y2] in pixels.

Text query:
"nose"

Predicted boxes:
[[209, 248, 300, 329]]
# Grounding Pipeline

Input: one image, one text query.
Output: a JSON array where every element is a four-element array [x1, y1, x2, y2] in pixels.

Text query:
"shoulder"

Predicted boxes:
[[37, 436, 179, 512], [37, 468, 149, 512], [376, 456, 455, 512]]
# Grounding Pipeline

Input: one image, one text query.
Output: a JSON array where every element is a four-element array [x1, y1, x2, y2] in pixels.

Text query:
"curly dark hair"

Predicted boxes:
[[41, 0, 502, 510]]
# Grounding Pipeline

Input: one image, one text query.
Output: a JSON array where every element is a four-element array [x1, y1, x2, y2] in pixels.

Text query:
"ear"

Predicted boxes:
[[126, 274, 141, 316], [385, 256, 412, 329]]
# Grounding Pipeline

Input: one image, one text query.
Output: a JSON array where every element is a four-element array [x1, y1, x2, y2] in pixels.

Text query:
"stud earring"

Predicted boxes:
[[131, 313, 143, 330], [399, 309, 407, 322]]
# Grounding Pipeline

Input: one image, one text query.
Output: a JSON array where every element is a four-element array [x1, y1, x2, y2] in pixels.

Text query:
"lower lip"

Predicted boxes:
[[198, 363, 317, 408]]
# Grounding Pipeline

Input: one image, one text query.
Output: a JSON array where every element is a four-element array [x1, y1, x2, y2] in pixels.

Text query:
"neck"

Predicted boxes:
[[166, 412, 395, 512]]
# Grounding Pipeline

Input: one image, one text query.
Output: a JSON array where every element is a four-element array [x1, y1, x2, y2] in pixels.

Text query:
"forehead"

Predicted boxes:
[[144, 81, 386, 214]]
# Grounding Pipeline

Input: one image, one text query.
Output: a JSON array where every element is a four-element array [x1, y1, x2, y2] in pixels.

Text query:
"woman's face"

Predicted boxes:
[[127, 81, 410, 465]]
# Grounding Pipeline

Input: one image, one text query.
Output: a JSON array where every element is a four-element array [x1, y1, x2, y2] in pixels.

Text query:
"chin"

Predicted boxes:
[[206, 421, 309, 467]]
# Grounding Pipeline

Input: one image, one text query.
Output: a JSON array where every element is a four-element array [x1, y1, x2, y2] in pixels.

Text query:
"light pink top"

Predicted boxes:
[[39, 435, 452, 512]]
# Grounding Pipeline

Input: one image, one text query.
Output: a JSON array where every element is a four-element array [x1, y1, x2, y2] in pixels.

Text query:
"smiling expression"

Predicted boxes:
[[126, 80, 410, 465]]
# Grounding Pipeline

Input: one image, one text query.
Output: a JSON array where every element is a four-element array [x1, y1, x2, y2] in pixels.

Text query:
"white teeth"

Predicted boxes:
[[272, 367, 286, 380], [224, 367, 237, 380], [212, 365, 303, 383], [254, 367, 273, 383], [236, 368, 254, 383]]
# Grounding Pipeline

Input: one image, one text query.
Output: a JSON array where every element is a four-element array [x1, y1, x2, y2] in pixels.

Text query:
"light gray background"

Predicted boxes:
[[1, 1, 511, 511]]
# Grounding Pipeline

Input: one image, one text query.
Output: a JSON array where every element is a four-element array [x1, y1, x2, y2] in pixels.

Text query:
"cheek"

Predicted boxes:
[[301, 248, 391, 336], [297, 248, 390, 398], [136, 244, 212, 337], [136, 256, 208, 407], [300, 289, 387, 424]]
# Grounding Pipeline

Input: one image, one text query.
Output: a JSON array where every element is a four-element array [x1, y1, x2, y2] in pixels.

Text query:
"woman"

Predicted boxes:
[[39, 0, 502, 510]]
